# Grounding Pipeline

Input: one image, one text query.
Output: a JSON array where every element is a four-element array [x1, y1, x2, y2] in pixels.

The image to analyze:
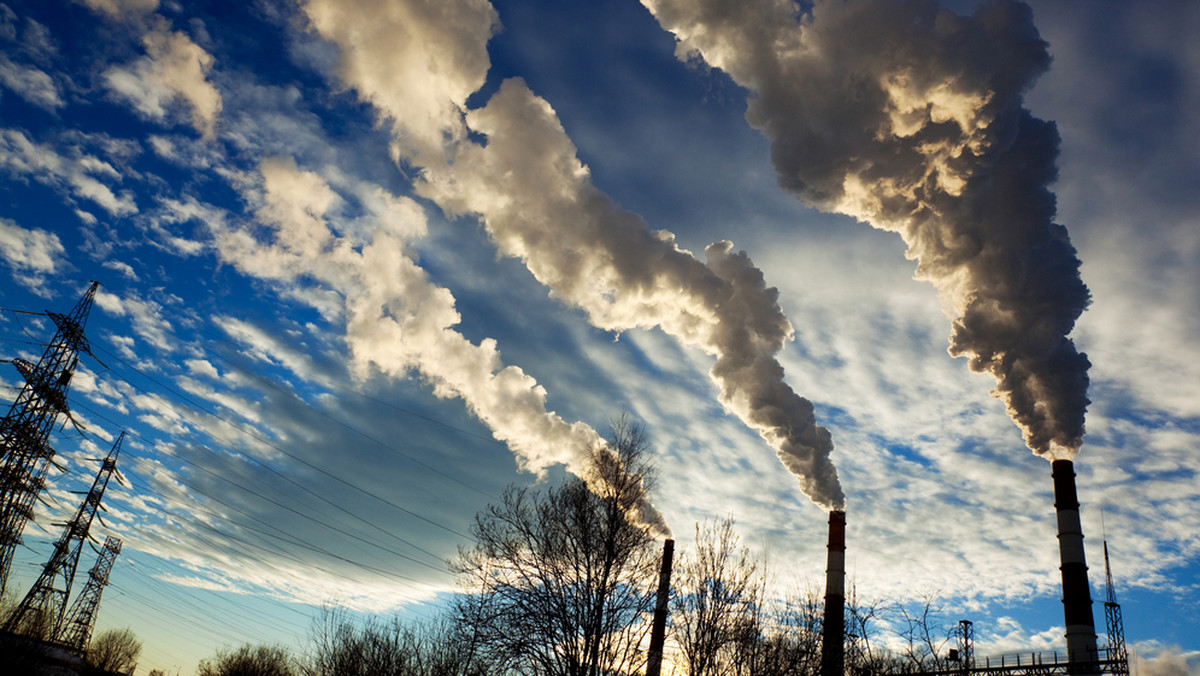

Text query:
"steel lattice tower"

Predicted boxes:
[[57, 535, 121, 653], [1102, 541, 1129, 676], [957, 620, 975, 676], [5, 431, 123, 638], [0, 281, 99, 596]]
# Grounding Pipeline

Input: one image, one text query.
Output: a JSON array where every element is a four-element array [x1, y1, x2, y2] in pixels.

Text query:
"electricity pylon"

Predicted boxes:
[[5, 431, 122, 638], [1103, 541, 1129, 676], [0, 281, 99, 596], [57, 535, 122, 653]]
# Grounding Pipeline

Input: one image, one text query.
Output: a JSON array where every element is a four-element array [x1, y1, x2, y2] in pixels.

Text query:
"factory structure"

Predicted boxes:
[[812, 461, 1129, 676], [642, 461, 1130, 676], [0, 282, 125, 666]]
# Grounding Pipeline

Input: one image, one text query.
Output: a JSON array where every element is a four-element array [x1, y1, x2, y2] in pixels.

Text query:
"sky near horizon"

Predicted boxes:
[[0, 0, 1197, 674]]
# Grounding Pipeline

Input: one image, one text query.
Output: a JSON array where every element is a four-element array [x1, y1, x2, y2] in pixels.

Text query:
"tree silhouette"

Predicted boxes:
[[452, 420, 661, 676], [302, 604, 492, 676], [198, 643, 295, 676], [88, 627, 142, 674], [671, 517, 762, 676]]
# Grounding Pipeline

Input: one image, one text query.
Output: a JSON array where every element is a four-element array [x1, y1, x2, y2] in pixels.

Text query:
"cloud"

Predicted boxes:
[[95, 288, 178, 352], [184, 358, 220, 380], [0, 53, 63, 109], [102, 258, 140, 280], [1132, 643, 1200, 676], [0, 216, 66, 289], [77, 0, 159, 19], [3, 0, 1195, 666], [213, 315, 329, 384], [0, 128, 137, 215], [104, 24, 223, 138]]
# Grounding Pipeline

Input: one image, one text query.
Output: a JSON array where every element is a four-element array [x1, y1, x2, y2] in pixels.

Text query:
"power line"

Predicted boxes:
[[70, 372, 461, 568], [109, 471, 448, 624], [92, 343, 476, 542], [70, 400, 454, 581], [11, 448, 450, 633]]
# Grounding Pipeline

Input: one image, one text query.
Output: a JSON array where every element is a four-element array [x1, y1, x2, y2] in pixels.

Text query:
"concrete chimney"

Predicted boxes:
[[822, 510, 846, 676], [1052, 460, 1098, 669], [645, 538, 674, 676]]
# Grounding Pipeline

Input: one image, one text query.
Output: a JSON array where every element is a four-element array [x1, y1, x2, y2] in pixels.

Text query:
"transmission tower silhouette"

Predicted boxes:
[[5, 430, 123, 638], [57, 535, 122, 654], [0, 281, 99, 596], [1103, 540, 1129, 676]]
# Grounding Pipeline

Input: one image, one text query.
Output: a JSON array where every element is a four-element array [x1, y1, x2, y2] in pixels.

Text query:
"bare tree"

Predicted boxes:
[[671, 518, 762, 676], [844, 585, 898, 676], [669, 521, 827, 676], [452, 420, 661, 676], [302, 604, 492, 676], [893, 593, 956, 674], [198, 643, 296, 676], [0, 591, 14, 626], [746, 586, 823, 676], [88, 627, 142, 674]]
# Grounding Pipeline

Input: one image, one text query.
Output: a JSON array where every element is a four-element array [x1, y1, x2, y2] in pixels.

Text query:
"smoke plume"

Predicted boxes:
[[302, 0, 845, 510], [206, 157, 669, 534], [643, 0, 1091, 459]]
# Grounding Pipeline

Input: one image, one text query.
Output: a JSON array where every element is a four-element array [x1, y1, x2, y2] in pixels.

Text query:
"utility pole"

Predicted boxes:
[[0, 281, 99, 596], [5, 431, 123, 638]]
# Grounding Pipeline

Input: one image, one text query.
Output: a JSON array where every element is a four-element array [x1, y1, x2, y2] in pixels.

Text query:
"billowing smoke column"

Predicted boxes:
[[821, 510, 846, 676], [641, 0, 1091, 461], [207, 156, 668, 533], [642, 0, 1099, 655], [642, 0, 1098, 656], [301, 0, 846, 512], [418, 82, 844, 511], [1052, 460, 1098, 666]]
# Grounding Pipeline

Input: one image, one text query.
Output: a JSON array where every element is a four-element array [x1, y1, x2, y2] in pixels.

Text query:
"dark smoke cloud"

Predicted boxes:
[[645, 0, 1091, 459]]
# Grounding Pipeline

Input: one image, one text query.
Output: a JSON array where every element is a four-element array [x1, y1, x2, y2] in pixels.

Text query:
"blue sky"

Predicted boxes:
[[0, 0, 1197, 674]]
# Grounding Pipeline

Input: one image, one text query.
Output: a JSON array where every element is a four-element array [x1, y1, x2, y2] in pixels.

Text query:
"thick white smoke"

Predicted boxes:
[[207, 157, 669, 534], [643, 0, 1091, 459], [301, 0, 846, 510]]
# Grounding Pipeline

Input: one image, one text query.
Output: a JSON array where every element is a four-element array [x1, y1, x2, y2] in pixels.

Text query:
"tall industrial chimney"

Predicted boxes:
[[645, 538, 674, 676], [1052, 460, 1098, 670], [822, 510, 846, 676]]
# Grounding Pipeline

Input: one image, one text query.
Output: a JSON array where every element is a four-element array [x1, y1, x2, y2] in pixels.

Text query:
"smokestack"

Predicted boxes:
[[1052, 460, 1098, 669], [646, 538, 674, 676], [822, 510, 846, 676]]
